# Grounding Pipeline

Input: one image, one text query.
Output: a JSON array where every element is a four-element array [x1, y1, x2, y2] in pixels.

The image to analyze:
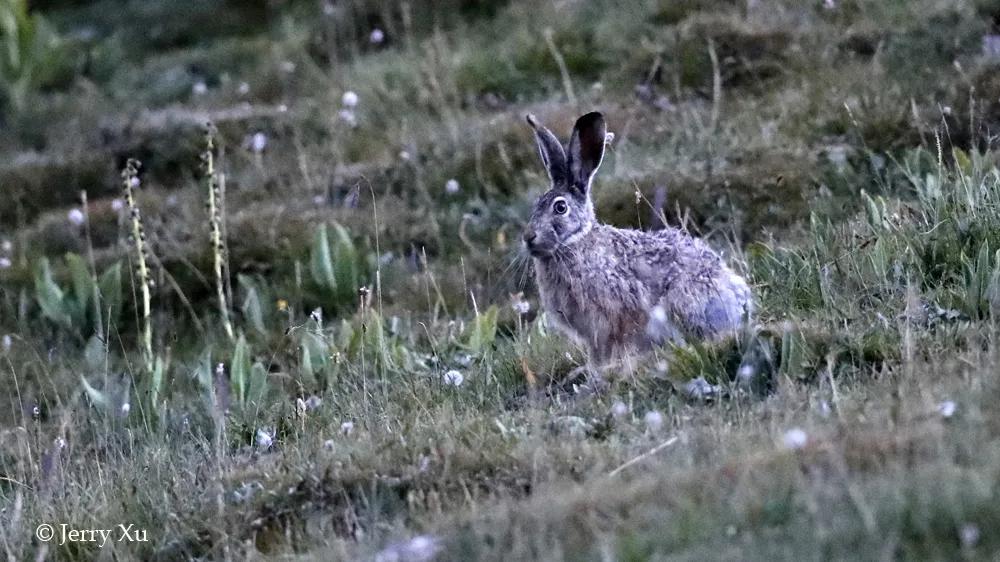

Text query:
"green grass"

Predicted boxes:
[[3, 0, 1000, 559]]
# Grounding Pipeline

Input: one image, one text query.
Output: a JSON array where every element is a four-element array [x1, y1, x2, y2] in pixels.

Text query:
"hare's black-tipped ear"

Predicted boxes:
[[526, 114, 568, 185], [567, 111, 607, 199]]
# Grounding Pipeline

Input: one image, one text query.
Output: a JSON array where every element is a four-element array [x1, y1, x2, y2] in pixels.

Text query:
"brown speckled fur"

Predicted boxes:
[[523, 112, 753, 364]]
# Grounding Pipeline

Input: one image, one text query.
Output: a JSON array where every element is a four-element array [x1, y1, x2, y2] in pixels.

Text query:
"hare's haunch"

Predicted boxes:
[[523, 112, 753, 364]]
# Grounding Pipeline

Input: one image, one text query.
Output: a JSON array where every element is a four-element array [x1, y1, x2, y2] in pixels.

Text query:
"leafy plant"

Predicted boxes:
[[0, 0, 65, 112], [34, 254, 122, 339], [309, 222, 363, 309]]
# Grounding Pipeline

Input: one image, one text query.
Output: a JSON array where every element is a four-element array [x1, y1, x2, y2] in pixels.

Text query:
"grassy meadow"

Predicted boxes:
[[3, 0, 1000, 559]]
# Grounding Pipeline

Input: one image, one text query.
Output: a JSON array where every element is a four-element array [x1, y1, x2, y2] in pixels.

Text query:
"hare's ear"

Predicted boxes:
[[526, 114, 568, 185], [567, 112, 607, 199]]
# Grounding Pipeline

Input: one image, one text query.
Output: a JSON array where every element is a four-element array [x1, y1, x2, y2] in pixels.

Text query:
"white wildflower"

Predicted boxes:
[[110, 198, 125, 211], [938, 400, 956, 418], [445, 179, 460, 194], [3, 334, 13, 352], [255, 427, 274, 451], [338, 108, 357, 127], [1, 239, 11, 253], [370, 28, 385, 44], [313, 194, 326, 206], [782, 428, 808, 450], [278, 104, 288, 113], [237, 81, 250, 95], [512, 298, 530, 315], [960, 523, 980, 548], [644, 410, 664, 432], [129, 176, 141, 188], [611, 401, 629, 418], [443, 370, 464, 386], [305, 395, 322, 411], [322, 1, 335, 16], [32, 404, 40, 417], [192, 81, 208, 95], [54, 437, 66, 450], [323, 439, 336, 451], [0, 257, 10, 270], [399, 150, 411, 161], [310, 307, 323, 324], [250, 132, 268, 154], [67, 208, 85, 226], [340, 421, 354, 436], [280, 60, 296, 73], [375, 535, 441, 562], [342, 91, 359, 108], [120, 402, 130, 416]]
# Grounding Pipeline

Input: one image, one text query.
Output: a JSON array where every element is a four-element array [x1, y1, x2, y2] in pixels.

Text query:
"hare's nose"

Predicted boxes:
[[523, 231, 537, 246]]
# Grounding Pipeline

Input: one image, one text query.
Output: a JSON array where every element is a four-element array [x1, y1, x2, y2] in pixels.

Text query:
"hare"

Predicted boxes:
[[523, 111, 753, 365]]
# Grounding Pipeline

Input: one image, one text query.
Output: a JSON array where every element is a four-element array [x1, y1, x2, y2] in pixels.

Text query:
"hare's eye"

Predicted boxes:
[[552, 199, 568, 215]]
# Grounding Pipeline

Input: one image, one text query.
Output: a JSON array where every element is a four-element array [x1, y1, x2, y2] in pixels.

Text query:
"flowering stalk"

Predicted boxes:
[[122, 159, 153, 374], [203, 123, 235, 342]]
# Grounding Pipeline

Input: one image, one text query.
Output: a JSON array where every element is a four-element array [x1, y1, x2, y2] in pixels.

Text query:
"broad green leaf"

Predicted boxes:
[[467, 305, 499, 352], [80, 375, 110, 410], [34, 258, 72, 329], [231, 334, 251, 405], [239, 275, 266, 335], [98, 262, 123, 327], [65, 253, 92, 312], [310, 225, 337, 291], [83, 335, 106, 372]]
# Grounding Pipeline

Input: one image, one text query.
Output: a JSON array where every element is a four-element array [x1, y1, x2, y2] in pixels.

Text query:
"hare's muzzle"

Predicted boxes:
[[523, 230, 538, 250]]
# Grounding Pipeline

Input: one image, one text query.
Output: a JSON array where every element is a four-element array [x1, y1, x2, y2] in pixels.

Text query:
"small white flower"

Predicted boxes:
[[1, 239, 11, 253], [323, 439, 336, 451], [250, 132, 268, 154], [3, 334, 14, 352], [166, 195, 178, 207], [67, 208, 85, 226], [110, 198, 125, 211], [611, 401, 629, 418], [54, 437, 66, 450], [445, 179, 460, 195], [644, 410, 664, 432], [192, 81, 208, 95], [305, 395, 323, 411], [782, 428, 808, 450], [823, 0, 836, 9], [237, 81, 250, 95], [443, 370, 464, 386], [313, 194, 326, 205], [512, 298, 530, 315], [342, 91, 359, 108], [120, 402, 130, 416], [255, 427, 274, 451], [399, 150, 411, 161], [0, 257, 10, 270], [338, 108, 357, 127], [280, 60, 296, 73], [322, 1, 335, 16], [737, 364, 755, 379], [340, 421, 354, 436], [960, 523, 980, 548], [938, 400, 956, 418], [370, 28, 385, 44], [310, 308, 323, 323], [278, 104, 288, 113], [375, 535, 441, 562], [129, 176, 141, 188], [32, 404, 40, 417], [942, 106, 953, 116]]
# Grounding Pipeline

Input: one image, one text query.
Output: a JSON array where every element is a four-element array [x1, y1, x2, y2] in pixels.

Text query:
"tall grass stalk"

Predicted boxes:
[[204, 123, 235, 342], [122, 158, 153, 375]]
